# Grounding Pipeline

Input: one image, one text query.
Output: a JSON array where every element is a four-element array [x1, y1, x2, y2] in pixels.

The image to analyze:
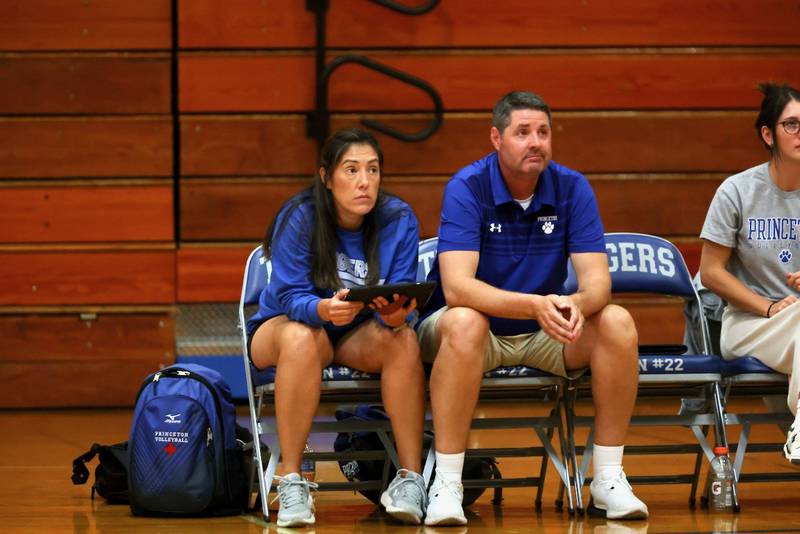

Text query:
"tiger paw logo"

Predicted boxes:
[[779, 249, 792, 264], [542, 221, 555, 234]]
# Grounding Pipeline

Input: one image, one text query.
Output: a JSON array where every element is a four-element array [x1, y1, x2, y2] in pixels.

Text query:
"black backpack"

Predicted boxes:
[[333, 404, 502, 506], [71, 442, 130, 504]]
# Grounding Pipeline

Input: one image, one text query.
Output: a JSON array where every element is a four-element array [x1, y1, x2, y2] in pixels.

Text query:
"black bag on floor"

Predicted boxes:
[[71, 441, 130, 504], [333, 404, 502, 506]]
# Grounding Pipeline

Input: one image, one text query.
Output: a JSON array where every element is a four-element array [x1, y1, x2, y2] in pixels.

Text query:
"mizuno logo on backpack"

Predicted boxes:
[[163, 413, 182, 424], [128, 363, 248, 516]]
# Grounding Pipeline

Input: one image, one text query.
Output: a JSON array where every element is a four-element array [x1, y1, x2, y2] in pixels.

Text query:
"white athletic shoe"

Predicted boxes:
[[424, 470, 467, 526], [272, 473, 317, 527], [784, 416, 800, 464], [589, 470, 649, 520]]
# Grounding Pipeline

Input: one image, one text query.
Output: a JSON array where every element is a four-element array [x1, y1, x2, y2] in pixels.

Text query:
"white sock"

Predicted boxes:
[[593, 444, 624, 480], [435, 451, 464, 483]]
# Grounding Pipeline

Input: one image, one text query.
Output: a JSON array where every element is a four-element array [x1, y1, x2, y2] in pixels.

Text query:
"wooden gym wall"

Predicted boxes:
[[1, 1, 799, 407]]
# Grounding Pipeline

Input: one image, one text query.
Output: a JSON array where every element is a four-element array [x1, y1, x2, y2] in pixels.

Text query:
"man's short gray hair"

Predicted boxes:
[[492, 91, 552, 133]]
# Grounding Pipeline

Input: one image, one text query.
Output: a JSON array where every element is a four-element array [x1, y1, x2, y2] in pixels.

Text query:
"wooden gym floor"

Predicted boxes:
[[2, 398, 799, 533]]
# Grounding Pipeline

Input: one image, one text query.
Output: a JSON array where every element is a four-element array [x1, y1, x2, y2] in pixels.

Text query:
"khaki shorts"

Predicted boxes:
[[417, 306, 567, 377]]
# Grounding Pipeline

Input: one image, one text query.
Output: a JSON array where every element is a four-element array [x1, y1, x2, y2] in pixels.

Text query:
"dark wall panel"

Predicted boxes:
[[0, 118, 172, 178], [0, 184, 173, 243], [179, 52, 800, 112], [0, 55, 171, 114], [0, 313, 173, 361], [181, 112, 763, 177], [0, 250, 175, 305], [179, 175, 723, 242], [0, 1, 172, 51], [180, 0, 800, 48], [177, 246, 253, 303], [180, 178, 304, 241], [174, 241, 704, 304]]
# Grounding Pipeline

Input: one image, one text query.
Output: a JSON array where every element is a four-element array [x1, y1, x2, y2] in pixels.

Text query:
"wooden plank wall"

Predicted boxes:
[[3, 1, 800, 406], [177, 0, 800, 344], [0, 1, 174, 407]]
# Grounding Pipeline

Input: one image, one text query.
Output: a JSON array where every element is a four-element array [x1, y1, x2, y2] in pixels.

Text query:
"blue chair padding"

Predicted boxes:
[[251, 364, 379, 387], [721, 356, 781, 377], [565, 233, 696, 298], [637, 353, 721, 375], [483, 366, 557, 378], [417, 237, 438, 281], [243, 249, 269, 306]]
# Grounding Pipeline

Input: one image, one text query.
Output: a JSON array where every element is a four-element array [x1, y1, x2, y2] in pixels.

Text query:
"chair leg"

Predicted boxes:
[[247, 440, 259, 510], [246, 383, 272, 519], [555, 479, 566, 512], [263, 440, 281, 517], [543, 418, 573, 515], [422, 435, 436, 486], [712, 381, 740, 511], [563, 381, 582, 514], [688, 424, 710, 508], [535, 411, 554, 511]]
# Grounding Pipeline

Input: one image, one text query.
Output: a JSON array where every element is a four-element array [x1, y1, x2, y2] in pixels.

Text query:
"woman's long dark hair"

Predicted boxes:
[[264, 128, 399, 289]]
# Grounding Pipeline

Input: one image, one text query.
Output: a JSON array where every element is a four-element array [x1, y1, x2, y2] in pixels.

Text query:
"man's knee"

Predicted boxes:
[[595, 304, 638, 350], [435, 307, 489, 366]]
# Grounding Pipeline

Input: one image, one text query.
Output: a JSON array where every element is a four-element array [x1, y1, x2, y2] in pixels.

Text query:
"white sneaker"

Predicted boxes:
[[424, 470, 467, 526], [272, 473, 318, 527], [784, 416, 800, 464], [589, 470, 649, 520]]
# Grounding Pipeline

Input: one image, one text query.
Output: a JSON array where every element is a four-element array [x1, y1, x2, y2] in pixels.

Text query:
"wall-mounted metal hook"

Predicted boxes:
[[369, 0, 440, 16], [306, 0, 443, 152], [309, 54, 443, 144]]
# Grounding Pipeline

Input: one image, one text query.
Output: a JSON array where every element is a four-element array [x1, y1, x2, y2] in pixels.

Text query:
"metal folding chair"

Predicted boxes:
[[718, 355, 800, 498], [237, 246, 400, 519], [563, 232, 732, 512]]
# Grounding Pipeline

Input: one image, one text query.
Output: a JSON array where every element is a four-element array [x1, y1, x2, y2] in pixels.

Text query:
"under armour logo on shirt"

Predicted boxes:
[[489, 223, 502, 233]]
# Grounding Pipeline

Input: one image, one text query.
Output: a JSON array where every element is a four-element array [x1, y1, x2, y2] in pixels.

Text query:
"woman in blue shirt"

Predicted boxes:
[[247, 128, 426, 527]]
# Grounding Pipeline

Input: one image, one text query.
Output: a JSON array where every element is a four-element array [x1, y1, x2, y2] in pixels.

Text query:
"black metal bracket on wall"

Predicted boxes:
[[306, 0, 443, 152]]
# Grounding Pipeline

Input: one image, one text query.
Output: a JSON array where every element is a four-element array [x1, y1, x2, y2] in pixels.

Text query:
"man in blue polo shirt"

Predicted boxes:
[[417, 91, 647, 525]]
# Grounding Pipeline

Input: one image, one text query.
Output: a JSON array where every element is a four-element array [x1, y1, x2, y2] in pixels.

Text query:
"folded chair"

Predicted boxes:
[[238, 246, 400, 519], [418, 238, 576, 513], [563, 232, 732, 512]]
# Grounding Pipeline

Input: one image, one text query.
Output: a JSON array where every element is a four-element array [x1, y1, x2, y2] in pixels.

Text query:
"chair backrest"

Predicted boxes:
[[417, 237, 438, 282], [565, 232, 709, 353], [238, 247, 270, 356], [565, 232, 696, 297], [240, 246, 270, 307]]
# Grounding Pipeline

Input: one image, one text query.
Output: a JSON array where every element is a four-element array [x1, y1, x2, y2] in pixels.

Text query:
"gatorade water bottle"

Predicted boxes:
[[708, 446, 734, 511]]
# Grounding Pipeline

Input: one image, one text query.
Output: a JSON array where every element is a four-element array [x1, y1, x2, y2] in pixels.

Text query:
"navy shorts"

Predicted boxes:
[[245, 314, 371, 369]]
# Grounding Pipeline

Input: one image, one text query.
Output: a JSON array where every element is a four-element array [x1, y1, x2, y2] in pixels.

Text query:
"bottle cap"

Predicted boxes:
[[713, 446, 729, 455]]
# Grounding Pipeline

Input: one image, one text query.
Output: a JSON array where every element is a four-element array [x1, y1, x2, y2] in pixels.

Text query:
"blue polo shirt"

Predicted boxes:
[[424, 152, 605, 336]]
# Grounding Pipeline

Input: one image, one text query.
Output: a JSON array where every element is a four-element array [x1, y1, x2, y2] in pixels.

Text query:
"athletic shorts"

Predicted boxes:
[[246, 314, 370, 369], [416, 306, 567, 377]]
